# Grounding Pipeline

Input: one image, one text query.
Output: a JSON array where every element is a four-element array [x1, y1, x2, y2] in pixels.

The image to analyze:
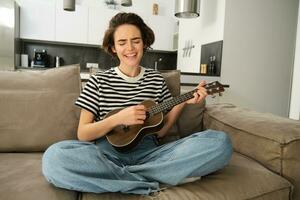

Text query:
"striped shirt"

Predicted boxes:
[[75, 66, 172, 121]]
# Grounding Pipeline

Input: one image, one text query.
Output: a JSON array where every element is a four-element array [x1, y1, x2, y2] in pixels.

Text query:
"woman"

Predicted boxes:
[[42, 12, 232, 195]]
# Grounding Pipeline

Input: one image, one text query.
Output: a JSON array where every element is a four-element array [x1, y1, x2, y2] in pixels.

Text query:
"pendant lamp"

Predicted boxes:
[[121, 0, 132, 7], [64, 0, 75, 11], [175, 0, 200, 18]]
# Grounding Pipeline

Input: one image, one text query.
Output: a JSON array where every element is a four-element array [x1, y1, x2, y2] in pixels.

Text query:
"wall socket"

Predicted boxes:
[[86, 63, 99, 68]]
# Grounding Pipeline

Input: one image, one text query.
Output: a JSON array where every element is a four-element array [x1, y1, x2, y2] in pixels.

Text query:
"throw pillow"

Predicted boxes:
[[0, 65, 81, 152]]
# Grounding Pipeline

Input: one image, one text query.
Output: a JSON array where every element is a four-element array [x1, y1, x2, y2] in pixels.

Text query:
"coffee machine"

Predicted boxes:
[[32, 49, 49, 68]]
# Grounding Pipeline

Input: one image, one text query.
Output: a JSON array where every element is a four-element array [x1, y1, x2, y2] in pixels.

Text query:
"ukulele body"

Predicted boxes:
[[105, 100, 164, 152]]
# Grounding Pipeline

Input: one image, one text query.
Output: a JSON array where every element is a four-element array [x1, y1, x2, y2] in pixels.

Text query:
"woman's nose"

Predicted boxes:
[[127, 42, 134, 50]]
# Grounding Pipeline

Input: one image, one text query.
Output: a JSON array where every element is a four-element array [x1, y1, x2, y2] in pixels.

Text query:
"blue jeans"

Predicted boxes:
[[42, 129, 232, 195]]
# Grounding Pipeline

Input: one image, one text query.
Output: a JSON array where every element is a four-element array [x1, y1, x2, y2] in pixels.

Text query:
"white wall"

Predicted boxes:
[[177, 0, 226, 73], [289, 1, 300, 120], [220, 0, 298, 117]]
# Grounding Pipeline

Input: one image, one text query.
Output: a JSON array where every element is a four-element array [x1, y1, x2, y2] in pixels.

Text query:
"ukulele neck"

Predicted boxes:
[[148, 89, 197, 117]]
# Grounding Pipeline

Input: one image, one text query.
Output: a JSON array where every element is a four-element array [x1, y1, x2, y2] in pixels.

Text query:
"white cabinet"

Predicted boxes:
[[88, 6, 119, 45], [19, 0, 55, 41], [147, 16, 176, 51], [55, 0, 88, 44], [18, 0, 177, 51]]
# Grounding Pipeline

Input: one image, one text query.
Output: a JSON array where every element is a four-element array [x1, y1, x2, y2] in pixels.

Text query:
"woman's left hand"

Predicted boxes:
[[186, 80, 207, 104]]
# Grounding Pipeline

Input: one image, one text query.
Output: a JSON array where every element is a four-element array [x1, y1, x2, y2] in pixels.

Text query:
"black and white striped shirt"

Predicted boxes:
[[75, 66, 172, 121]]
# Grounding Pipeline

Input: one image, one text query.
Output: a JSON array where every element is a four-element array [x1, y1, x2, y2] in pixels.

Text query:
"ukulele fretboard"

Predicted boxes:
[[148, 88, 198, 116], [147, 81, 226, 117]]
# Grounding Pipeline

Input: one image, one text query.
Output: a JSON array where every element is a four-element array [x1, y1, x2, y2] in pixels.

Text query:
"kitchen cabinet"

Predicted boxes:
[[19, 0, 56, 41], [147, 16, 177, 51], [55, 0, 88, 44], [88, 6, 119, 45], [18, 0, 177, 51]]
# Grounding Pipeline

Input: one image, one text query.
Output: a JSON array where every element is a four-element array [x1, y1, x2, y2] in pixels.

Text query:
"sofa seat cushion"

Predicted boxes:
[[81, 152, 292, 200], [203, 103, 300, 199], [0, 153, 77, 200]]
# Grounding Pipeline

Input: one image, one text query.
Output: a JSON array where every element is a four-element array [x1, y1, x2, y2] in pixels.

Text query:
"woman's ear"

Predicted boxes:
[[111, 46, 116, 53]]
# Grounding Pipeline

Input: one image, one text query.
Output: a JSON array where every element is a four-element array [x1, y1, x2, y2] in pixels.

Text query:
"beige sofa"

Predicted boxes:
[[0, 65, 300, 200]]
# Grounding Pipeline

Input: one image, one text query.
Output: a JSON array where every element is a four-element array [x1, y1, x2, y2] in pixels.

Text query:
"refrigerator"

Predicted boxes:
[[0, 0, 20, 71]]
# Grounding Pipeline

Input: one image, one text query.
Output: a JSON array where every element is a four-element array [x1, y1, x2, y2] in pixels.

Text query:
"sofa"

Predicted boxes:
[[0, 65, 300, 200]]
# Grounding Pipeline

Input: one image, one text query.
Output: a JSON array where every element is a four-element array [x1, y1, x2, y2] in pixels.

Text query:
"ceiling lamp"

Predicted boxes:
[[63, 0, 75, 11], [175, 0, 200, 18], [121, 0, 132, 7]]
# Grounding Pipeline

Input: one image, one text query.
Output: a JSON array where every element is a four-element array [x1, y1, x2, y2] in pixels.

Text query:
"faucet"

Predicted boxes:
[[154, 58, 163, 71]]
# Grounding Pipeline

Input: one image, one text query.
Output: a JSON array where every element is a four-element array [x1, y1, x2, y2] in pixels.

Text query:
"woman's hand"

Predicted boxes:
[[186, 80, 207, 104], [115, 105, 146, 126]]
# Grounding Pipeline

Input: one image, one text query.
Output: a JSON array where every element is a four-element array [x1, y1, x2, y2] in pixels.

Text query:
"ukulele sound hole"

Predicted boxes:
[[122, 125, 130, 132]]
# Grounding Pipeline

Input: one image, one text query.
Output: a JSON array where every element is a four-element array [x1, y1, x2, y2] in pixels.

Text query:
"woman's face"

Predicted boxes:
[[112, 24, 144, 68]]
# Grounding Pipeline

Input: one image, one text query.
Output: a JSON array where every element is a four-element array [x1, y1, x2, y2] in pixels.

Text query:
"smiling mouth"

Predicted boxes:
[[125, 53, 137, 58]]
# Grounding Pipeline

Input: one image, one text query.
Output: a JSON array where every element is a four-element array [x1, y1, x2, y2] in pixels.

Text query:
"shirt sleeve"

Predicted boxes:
[[75, 75, 100, 118], [158, 78, 173, 103]]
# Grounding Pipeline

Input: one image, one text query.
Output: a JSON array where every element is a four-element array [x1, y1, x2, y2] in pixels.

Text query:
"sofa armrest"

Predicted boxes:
[[203, 103, 300, 199]]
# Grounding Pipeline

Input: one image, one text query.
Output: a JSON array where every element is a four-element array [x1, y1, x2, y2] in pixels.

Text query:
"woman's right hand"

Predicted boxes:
[[114, 105, 146, 126]]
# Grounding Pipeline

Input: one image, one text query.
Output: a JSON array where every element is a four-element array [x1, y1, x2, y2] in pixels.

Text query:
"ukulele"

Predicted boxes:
[[105, 81, 228, 152]]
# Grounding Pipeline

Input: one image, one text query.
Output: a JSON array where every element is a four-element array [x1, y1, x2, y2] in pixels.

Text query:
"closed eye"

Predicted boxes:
[[118, 42, 126, 46], [132, 39, 141, 44]]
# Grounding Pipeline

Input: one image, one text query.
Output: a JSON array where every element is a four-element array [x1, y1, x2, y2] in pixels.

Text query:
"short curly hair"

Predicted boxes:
[[102, 12, 155, 57]]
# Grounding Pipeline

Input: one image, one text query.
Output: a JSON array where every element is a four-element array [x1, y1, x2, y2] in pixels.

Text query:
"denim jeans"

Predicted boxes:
[[42, 129, 232, 195]]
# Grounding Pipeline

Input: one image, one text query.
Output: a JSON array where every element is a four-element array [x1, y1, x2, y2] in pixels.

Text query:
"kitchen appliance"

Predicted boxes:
[[32, 49, 49, 68], [0, 0, 20, 70], [21, 54, 28, 67]]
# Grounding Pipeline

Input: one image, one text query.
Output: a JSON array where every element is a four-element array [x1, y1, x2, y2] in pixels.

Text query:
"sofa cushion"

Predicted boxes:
[[160, 70, 180, 97], [0, 65, 81, 152], [81, 152, 292, 200], [158, 70, 181, 143], [160, 70, 206, 139], [0, 153, 78, 200], [203, 103, 300, 200], [176, 100, 206, 138]]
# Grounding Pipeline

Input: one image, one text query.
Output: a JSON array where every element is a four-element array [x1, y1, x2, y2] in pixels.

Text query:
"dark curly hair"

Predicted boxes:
[[102, 12, 155, 57]]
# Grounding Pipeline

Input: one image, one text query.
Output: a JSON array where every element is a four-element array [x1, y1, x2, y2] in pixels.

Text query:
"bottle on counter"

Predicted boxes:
[[200, 64, 207, 74], [209, 56, 216, 75], [55, 56, 60, 68], [31, 49, 36, 68], [212, 56, 216, 75]]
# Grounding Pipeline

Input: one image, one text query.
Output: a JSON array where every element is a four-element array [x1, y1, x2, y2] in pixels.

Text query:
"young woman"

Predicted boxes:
[[42, 12, 232, 195]]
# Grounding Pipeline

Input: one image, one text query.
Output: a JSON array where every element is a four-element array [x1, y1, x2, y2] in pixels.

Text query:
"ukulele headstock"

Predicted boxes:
[[204, 81, 226, 97]]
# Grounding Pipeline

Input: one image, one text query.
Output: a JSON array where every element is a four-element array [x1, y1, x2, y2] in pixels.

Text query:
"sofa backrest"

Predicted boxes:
[[0, 65, 81, 152], [0, 66, 205, 152], [160, 70, 181, 97], [161, 70, 205, 139]]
